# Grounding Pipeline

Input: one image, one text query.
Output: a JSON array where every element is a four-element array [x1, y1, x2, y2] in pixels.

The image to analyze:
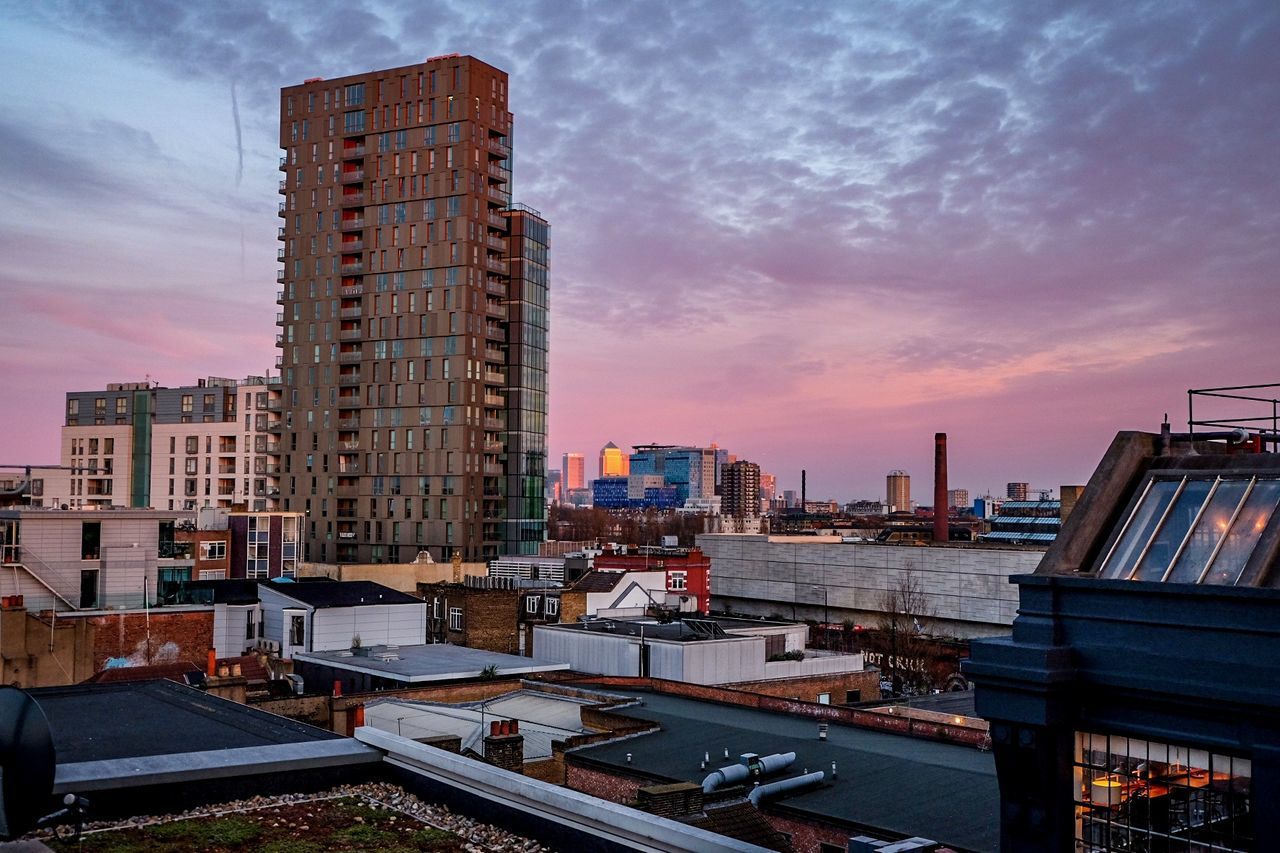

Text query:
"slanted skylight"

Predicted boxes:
[[1097, 476, 1280, 586]]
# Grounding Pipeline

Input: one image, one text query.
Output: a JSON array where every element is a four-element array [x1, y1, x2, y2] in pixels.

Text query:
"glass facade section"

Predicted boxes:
[[1075, 731, 1252, 851], [1098, 476, 1280, 586]]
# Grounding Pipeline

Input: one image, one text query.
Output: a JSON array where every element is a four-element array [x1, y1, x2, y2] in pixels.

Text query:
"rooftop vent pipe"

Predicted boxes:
[[702, 751, 797, 792], [748, 770, 825, 806]]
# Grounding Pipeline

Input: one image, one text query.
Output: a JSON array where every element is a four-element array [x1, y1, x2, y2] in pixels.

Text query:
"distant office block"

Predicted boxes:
[[886, 470, 911, 512]]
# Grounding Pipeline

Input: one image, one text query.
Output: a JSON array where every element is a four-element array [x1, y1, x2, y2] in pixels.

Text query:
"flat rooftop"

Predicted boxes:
[[31, 679, 342, 763], [294, 643, 570, 683], [568, 689, 998, 852], [29, 679, 376, 794]]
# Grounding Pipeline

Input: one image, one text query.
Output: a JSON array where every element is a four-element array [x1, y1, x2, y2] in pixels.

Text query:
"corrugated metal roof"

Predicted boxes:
[[983, 531, 1058, 542]]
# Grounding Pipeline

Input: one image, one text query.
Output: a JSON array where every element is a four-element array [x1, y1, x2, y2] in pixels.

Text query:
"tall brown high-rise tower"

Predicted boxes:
[[276, 56, 547, 563]]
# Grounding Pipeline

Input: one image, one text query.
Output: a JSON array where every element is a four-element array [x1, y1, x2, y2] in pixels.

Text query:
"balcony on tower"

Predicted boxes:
[[340, 191, 365, 207], [341, 217, 365, 231], [341, 169, 364, 184]]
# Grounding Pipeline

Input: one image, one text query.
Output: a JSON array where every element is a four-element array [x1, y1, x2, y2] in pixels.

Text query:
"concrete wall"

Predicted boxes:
[[312, 603, 427, 651], [0, 604, 96, 686], [698, 534, 1045, 638], [298, 559, 487, 592]]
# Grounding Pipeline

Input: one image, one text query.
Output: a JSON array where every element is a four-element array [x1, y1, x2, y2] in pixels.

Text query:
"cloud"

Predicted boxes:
[[2, 0, 1278, 496]]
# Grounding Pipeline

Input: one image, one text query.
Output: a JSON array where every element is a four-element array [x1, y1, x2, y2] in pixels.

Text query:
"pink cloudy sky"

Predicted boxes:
[[2, 1, 1278, 501]]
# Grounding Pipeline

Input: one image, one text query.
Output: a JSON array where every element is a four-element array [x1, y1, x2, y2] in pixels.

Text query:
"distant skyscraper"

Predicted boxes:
[[759, 472, 777, 503], [948, 488, 970, 509], [546, 469, 562, 504], [629, 445, 716, 505], [598, 442, 629, 479], [887, 470, 911, 512], [721, 460, 761, 518], [1007, 482, 1030, 501], [562, 453, 585, 492]]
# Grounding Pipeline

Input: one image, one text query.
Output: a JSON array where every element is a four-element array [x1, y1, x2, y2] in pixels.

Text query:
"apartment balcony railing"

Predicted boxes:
[[484, 347, 505, 363], [336, 483, 360, 497], [487, 163, 510, 180], [339, 307, 363, 319], [158, 542, 194, 560], [340, 192, 365, 207], [341, 218, 365, 231], [340, 262, 364, 275], [341, 170, 364, 184], [274, 355, 283, 368], [267, 420, 284, 433], [264, 463, 281, 474], [485, 234, 508, 252], [484, 416, 504, 431], [486, 279, 506, 296], [338, 374, 362, 386], [485, 323, 504, 340], [342, 143, 365, 159], [484, 370, 505, 385], [339, 440, 361, 451], [484, 393, 504, 407], [487, 186, 511, 205], [264, 399, 282, 411], [488, 212, 507, 229], [485, 257, 508, 273], [338, 351, 362, 363], [484, 463, 504, 476], [484, 440, 503, 454], [276, 289, 284, 303], [486, 303, 506, 321], [339, 328, 362, 341], [275, 333, 284, 346], [488, 138, 510, 157], [276, 270, 286, 283], [340, 284, 363, 296], [278, 179, 287, 193], [275, 312, 284, 325], [278, 155, 287, 169], [277, 202, 286, 216], [340, 240, 363, 253], [338, 465, 361, 476], [277, 226, 285, 239], [337, 417, 360, 429], [337, 395, 360, 408]]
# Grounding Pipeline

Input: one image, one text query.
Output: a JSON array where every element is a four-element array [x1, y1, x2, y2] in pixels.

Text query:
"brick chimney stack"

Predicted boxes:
[[934, 433, 949, 543]]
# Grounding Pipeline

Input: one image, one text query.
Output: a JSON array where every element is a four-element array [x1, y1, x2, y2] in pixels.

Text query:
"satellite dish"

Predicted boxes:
[[0, 686, 56, 840]]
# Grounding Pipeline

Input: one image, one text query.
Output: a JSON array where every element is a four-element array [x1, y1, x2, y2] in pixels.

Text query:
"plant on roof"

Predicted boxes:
[[479, 664, 500, 680], [351, 633, 362, 649]]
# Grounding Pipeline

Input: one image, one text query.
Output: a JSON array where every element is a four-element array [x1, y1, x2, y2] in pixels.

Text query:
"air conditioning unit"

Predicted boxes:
[[257, 639, 281, 654]]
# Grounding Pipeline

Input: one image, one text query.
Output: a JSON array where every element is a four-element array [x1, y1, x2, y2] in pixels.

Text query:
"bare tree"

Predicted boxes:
[[873, 563, 935, 696]]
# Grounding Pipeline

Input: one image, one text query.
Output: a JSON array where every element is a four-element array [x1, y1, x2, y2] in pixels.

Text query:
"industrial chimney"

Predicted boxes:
[[801, 469, 807, 512], [934, 433, 948, 543]]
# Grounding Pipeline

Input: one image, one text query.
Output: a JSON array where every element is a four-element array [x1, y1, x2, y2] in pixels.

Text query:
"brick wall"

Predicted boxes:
[[565, 764, 646, 804], [84, 609, 214, 670], [464, 588, 519, 653], [559, 591, 586, 625], [720, 669, 882, 705], [637, 783, 704, 819]]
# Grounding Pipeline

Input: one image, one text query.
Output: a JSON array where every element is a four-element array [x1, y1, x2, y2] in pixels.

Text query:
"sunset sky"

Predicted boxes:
[[2, 1, 1277, 500]]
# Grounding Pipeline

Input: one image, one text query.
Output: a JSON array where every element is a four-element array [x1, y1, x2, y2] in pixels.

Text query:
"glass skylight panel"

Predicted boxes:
[[1098, 479, 1181, 579], [1099, 475, 1280, 586], [1164, 479, 1249, 583], [1206, 479, 1280, 586], [1132, 479, 1215, 581]]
